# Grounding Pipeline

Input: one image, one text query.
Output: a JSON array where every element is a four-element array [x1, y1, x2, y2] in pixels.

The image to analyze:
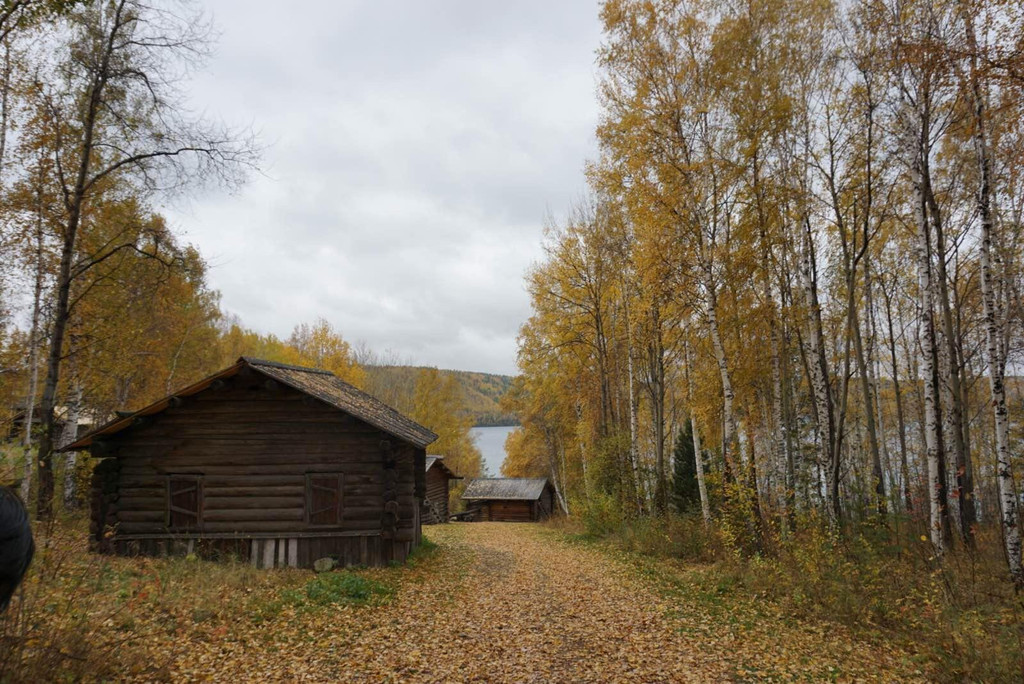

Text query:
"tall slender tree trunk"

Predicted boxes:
[[651, 329, 667, 515], [908, 118, 948, 555], [706, 279, 739, 479], [36, 0, 123, 520], [0, 37, 11, 179], [684, 339, 711, 524], [866, 261, 896, 513], [623, 291, 645, 514], [61, 376, 82, 509], [20, 195, 45, 502], [925, 172, 975, 546], [882, 284, 912, 511], [573, 392, 591, 504], [851, 299, 886, 516], [37, 225, 79, 520], [780, 316, 798, 519], [960, 1, 1023, 585], [802, 218, 839, 524], [556, 442, 570, 515]]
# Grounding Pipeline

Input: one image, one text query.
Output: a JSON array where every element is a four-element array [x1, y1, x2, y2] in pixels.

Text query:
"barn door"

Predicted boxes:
[[306, 473, 343, 526], [168, 475, 202, 531]]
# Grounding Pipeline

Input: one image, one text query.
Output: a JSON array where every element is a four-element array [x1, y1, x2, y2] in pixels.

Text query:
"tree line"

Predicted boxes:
[[503, 0, 1024, 587], [0, 0, 481, 520]]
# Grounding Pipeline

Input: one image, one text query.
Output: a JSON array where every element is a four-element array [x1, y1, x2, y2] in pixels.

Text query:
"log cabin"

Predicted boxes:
[[422, 456, 460, 524], [461, 478, 556, 522], [60, 357, 437, 569]]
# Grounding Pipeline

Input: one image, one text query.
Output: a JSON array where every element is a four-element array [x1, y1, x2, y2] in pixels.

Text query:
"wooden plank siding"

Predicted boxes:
[[423, 466, 450, 524], [90, 370, 421, 567], [480, 500, 535, 522], [460, 479, 557, 523]]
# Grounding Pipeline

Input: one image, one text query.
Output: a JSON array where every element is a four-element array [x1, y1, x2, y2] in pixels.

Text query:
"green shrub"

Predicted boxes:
[[575, 492, 623, 538], [610, 513, 723, 563], [286, 572, 392, 608]]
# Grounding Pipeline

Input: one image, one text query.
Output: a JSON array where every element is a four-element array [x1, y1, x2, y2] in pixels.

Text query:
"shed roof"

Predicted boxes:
[[61, 357, 438, 451], [461, 478, 550, 501], [425, 455, 461, 479]]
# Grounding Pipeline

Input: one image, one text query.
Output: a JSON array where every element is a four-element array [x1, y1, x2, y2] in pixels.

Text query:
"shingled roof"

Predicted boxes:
[[62, 357, 438, 451], [426, 455, 461, 479], [461, 478, 550, 501], [245, 358, 437, 448]]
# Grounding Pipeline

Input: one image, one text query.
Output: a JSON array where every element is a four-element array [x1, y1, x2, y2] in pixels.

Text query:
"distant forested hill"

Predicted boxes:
[[452, 370, 516, 426], [362, 366, 517, 427]]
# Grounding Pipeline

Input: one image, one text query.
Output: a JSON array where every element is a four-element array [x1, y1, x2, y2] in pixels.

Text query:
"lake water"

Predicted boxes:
[[470, 425, 517, 476]]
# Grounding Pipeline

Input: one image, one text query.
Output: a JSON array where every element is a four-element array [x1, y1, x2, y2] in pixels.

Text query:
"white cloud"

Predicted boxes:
[[163, 0, 602, 375]]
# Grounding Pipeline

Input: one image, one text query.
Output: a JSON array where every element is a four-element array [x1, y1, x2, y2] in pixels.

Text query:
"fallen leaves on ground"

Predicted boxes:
[[5, 523, 924, 682]]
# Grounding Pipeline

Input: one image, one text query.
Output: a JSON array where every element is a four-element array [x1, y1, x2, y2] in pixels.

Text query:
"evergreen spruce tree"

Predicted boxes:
[[672, 420, 700, 514]]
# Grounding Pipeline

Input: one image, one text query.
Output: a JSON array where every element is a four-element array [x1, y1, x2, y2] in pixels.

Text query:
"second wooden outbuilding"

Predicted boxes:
[[461, 478, 556, 522], [423, 456, 460, 524]]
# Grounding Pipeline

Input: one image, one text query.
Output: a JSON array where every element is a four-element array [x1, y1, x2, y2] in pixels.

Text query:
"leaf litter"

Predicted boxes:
[[7, 522, 923, 682]]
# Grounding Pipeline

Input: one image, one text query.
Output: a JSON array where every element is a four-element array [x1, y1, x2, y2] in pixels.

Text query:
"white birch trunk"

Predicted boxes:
[[961, 3, 1023, 584], [574, 397, 590, 503], [61, 379, 82, 509], [684, 339, 711, 524], [706, 280, 739, 477], [20, 192, 46, 502], [802, 220, 838, 523], [623, 293, 645, 512], [907, 109, 945, 555], [557, 443, 570, 515], [769, 303, 791, 522]]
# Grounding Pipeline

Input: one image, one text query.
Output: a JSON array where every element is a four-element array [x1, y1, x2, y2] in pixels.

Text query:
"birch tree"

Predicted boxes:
[[28, 0, 256, 519]]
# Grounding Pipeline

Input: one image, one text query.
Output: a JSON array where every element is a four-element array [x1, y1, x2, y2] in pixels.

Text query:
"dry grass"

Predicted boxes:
[[0, 516, 424, 681], [562, 508, 1024, 682], [0, 517, 933, 682]]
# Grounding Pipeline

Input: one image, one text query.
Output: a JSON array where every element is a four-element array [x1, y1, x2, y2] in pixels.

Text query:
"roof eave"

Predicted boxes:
[[426, 458, 461, 479], [64, 357, 439, 452], [58, 360, 247, 452]]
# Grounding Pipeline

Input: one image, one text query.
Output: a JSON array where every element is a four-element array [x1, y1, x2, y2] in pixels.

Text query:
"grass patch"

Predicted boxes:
[[560, 511, 1024, 682], [284, 572, 393, 608], [0, 517, 446, 681]]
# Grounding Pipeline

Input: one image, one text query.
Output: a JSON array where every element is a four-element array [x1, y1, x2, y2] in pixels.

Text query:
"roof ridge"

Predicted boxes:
[[240, 356, 333, 376], [250, 362, 438, 448]]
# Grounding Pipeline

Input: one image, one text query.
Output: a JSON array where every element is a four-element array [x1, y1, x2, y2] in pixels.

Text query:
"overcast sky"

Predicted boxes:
[[163, 1, 603, 376]]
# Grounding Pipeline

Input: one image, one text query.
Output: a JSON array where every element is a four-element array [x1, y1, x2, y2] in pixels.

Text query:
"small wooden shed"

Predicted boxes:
[[461, 478, 556, 522], [423, 456, 460, 524], [61, 357, 437, 568]]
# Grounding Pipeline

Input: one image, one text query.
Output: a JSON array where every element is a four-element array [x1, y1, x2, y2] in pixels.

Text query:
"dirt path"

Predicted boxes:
[[172, 523, 921, 682], [338, 524, 714, 682]]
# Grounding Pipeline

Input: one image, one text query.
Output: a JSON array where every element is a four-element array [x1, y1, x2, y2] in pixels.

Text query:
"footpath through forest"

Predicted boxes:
[[169, 523, 921, 682]]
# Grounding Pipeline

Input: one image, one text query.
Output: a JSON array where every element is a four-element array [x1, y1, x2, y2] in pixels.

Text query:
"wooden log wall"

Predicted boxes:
[[423, 467, 450, 524], [477, 500, 534, 522], [91, 369, 420, 567], [89, 458, 120, 552]]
